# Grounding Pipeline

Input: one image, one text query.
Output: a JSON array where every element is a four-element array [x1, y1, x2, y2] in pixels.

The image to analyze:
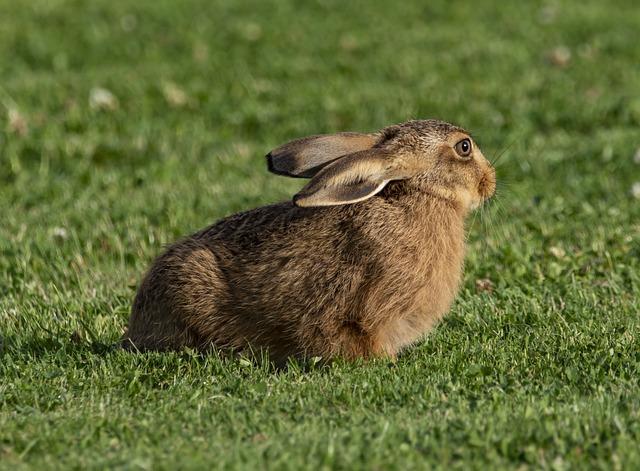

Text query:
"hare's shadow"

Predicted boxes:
[[2, 333, 401, 375], [0, 334, 317, 373]]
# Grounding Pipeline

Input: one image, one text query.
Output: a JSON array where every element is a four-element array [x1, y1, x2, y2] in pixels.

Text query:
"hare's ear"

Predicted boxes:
[[266, 132, 380, 178], [293, 149, 410, 207]]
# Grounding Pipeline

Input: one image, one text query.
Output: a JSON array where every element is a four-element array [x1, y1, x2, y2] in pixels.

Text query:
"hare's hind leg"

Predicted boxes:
[[122, 287, 202, 351], [122, 240, 225, 352]]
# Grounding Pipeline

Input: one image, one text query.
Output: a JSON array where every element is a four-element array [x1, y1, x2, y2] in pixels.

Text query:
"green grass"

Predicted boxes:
[[1, 0, 639, 469]]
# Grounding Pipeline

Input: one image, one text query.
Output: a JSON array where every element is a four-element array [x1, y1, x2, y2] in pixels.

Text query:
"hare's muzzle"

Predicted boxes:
[[478, 165, 496, 202]]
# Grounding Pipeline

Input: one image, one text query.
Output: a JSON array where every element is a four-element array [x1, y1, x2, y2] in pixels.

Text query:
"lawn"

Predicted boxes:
[[1, 0, 639, 469]]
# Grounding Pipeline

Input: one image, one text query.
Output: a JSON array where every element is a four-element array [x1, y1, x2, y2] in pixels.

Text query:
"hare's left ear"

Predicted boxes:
[[293, 148, 411, 207], [266, 132, 381, 178]]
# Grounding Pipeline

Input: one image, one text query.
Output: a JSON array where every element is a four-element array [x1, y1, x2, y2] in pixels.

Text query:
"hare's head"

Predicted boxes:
[[267, 119, 496, 212]]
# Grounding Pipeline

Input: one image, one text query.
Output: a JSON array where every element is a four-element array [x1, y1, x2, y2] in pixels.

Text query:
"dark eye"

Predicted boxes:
[[454, 138, 472, 158]]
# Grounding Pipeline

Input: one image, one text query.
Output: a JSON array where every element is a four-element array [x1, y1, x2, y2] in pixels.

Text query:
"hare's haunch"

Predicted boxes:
[[123, 119, 496, 362]]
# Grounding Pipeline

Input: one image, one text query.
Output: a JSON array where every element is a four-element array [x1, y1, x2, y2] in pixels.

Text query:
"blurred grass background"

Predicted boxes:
[[1, 0, 639, 469]]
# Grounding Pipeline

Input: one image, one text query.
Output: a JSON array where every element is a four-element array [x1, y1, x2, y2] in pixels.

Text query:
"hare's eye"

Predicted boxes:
[[454, 139, 472, 158]]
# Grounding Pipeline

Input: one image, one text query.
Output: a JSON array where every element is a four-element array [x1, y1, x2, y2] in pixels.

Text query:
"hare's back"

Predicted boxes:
[[191, 201, 382, 316]]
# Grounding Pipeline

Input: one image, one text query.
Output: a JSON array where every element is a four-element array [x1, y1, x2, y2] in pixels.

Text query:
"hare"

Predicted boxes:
[[122, 119, 496, 363]]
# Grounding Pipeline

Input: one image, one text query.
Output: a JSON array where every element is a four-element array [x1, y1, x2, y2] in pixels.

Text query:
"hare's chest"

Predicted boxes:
[[378, 244, 465, 354]]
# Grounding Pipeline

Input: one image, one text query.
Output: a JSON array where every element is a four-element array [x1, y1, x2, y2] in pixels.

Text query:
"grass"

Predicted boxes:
[[1, 0, 639, 468]]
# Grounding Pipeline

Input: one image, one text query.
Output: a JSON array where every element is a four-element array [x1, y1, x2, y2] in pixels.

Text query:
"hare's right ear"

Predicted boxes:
[[266, 132, 381, 178]]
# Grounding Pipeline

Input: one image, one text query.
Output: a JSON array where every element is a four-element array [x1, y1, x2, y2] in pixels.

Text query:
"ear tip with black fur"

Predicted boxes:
[[266, 151, 290, 176], [266, 150, 311, 178], [266, 151, 276, 173]]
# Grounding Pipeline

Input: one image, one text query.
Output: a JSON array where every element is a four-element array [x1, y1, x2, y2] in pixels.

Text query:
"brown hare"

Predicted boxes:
[[122, 119, 496, 363]]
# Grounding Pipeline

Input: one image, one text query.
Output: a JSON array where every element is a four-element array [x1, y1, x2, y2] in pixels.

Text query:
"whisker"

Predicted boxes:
[[495, 181, 515, 190], [490, 135, 519, 167], [467, 205, 480, 243], [482, 193, 509, 249]]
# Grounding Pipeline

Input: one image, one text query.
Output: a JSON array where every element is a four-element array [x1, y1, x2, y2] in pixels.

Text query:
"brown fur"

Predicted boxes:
[[122, 119, 496, 363]]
